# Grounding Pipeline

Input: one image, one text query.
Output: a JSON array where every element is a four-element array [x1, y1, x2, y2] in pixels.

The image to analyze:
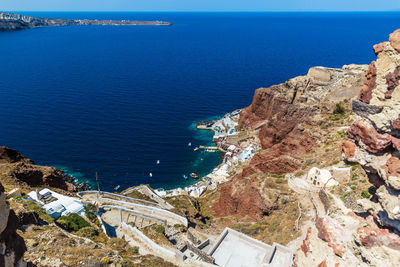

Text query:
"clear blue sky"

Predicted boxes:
[[2, 0, 400, 12]]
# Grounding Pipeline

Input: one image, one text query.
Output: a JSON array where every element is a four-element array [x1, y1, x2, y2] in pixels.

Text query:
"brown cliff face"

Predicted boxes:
[[0, 181, 33, 267], [0, 146, 34, 164], [0, 147, 88, 192], [7, 162, 78, 192], [212, 174, 270, 220], [239, 86, 315, 174], [212, 66, 365, 219]]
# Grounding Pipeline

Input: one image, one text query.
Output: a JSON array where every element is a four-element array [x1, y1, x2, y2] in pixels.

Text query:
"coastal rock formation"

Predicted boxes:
[[357, 62, 377, 103], [0, 147, 87, 192], [0, 182, 33, 267], [6, 162, 85, 192], [213, 64, 366, 219], [0, 146, 33, 164], [0, 12, 171, 31]]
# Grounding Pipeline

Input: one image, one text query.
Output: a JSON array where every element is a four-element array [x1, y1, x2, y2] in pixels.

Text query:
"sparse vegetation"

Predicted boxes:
[[361, 190, 371, 199], [56, 213, 90, 232]]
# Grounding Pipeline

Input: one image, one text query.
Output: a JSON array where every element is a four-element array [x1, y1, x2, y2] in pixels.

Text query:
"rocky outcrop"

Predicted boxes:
[[389, 29, 400, 53], [212, 173, 280, 220], [347, 122, 392, 154], [316, 216, 344, 257], [5, 162, 87, 192], [351, 100, 383, 118], [343, 28, 400, 245], [341, 140, 356, 158], [357, 227, 400, 250], [0, 182, 34, 267], [0, 146, 33, 164], [213, 65, 366, 219], [358, 62, 377, 103], [0, 147, 88, 192]]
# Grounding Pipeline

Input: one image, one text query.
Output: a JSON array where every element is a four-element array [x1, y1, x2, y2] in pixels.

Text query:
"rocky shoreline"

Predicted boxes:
[[0, 146, 89, 192], [0, 12, 172, 31]]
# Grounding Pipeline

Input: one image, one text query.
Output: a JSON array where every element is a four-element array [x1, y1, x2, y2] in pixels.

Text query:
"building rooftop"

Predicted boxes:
[[208, 227, 293, 267], [28, 188, 85, 219]]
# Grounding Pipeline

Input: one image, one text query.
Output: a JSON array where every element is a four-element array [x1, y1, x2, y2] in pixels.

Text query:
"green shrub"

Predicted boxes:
[[334, 103, 345, 115], [84, 203, 97, 222], [20, 200, 54, 224], [56, 213, 90, 232], [275, 178, 283, 184], [127, 246, 139, 255], [361, 190, 371, 199], [154, 225, 165, 234], [76, 226, 98, 239]]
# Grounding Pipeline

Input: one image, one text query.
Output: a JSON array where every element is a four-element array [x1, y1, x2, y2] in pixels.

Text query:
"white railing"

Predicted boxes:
[[77, 191, 161, 208]]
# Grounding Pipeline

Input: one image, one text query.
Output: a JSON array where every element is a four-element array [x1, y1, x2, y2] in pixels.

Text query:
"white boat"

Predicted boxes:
[[156, 160, 160, 165], [188, 142, 192, 147], [193, 147, 199, 151], [183, 174, 188, 180], [149, 173, 153, 178], [114, 185, 120, 191]]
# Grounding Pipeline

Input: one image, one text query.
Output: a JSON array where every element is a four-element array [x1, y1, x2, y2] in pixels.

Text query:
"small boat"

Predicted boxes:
[[193, 147, 199, 151], [183, 174, 188, 180], [190, 173, 199, 179], [149, 173, 153, 178], [188, 142, 192, 147], [156, 160, 160, 165], [114, 185, 120, 191]]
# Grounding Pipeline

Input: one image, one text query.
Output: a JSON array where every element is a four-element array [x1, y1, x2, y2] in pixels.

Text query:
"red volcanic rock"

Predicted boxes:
[[347, 122, 392, 153], [212, 175, 271, 220], [357, 227, 400, 250], [239, 86, 315, 174], [383, 156, 400, 177], [250, 152, 302, 175], [318, 260, 327, 267], [389, 29, 400, 53], [373, 42, 386, 55], [358, 61, 377, 104], [391, 136, 400, 152], [301, 227, 312, 256], [316, 216, 345, 257], [341, 140, 356, 158], [385, 66, 400, 99], [392, 116, 400, 130]]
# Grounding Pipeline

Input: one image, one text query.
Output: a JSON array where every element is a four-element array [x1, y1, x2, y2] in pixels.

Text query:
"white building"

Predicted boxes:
[[28, 188, 85, 219], [306, 167, 338, 187]]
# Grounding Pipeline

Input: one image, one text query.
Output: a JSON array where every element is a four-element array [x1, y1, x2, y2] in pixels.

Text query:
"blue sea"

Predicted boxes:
[[0, 12, 399, 191]]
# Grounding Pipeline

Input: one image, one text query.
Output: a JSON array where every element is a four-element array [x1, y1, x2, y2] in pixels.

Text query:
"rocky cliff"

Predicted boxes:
[[0, 12, 172, 31], [0, 181, 34, 267], [213, 64, 367, 219], [344, 29, 400, 236], [0, 146, 88, 192]]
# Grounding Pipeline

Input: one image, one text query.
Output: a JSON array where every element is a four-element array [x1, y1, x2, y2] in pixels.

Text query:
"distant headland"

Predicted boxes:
[[0, 12, 172, 31]]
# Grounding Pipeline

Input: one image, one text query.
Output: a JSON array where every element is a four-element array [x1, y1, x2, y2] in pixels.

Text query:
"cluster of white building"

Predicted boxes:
[[27, 188, 85, 219]]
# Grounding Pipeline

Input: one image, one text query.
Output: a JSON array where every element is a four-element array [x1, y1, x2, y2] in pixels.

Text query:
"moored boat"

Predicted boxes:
[[190, 173, 199, 179]]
